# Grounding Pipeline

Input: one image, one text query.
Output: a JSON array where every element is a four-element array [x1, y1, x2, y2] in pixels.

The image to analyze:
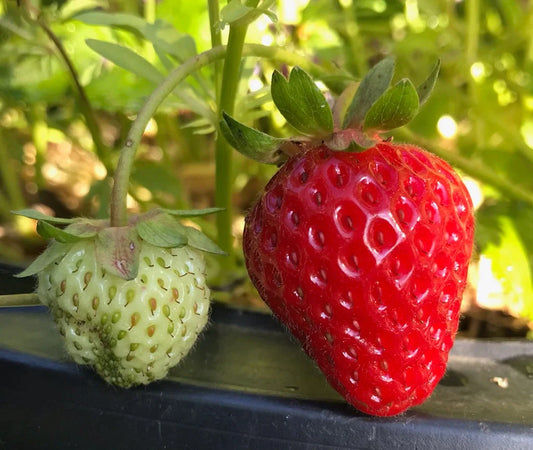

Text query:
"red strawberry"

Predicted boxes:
[[242, 142, 474, 416], [221, 60, 474, 415]]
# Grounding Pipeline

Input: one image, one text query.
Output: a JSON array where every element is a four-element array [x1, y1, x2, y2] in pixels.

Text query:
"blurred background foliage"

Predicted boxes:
[[1, 0, 533, 337]]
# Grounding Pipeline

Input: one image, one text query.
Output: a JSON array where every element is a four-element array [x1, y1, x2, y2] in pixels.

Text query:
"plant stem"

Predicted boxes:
[[0, 293, 40, 307], [111, 46, 227, 227], [399, 129, 533, 207], [208, 0, 222, 103], [109, 44, 334, 227], [214, 23, 250, 259]]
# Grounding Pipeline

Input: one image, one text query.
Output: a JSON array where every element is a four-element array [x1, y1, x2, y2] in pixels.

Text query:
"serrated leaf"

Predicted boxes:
[[271, 67, 333, 136], [36, 221, 87, 243], [15, 242, 69, 278], [95, 227, 141, 280], [363, 79, 419, 132], [12, 209, 76, 224], [417, 59, 440, 106], [175, 223, 226, 255], [161, 207, 225, 217], [220, 112, 286, 164], [343, 57, 395, 129], [136, 213, 188, 248]]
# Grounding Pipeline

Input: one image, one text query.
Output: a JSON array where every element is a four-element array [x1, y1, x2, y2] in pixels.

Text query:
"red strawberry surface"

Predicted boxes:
[[243, 141, 475, 416]]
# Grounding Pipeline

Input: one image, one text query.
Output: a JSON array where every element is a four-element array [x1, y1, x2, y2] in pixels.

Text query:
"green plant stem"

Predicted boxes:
[[109, 44, 333, 227], [214, 23, 250, 259], [399, 129, 533, 206], [208, 0, 223, 103], [0, 293, 40, 307]]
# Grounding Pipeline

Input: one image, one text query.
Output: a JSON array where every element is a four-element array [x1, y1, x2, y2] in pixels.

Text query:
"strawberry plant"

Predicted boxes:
[[1, 0, 533, 415], [221, 60, 474, 416]]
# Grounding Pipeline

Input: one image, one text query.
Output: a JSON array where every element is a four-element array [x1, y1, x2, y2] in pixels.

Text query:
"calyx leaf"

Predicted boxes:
[[220, 112, 287, 165], [36, 221, 92, 243], [417, 59, 441, 106], [136, 212, 226, 255], [12, 209, 76, 224], [363, 78, 419, 132], [342, 57, 395, 129], [271, 67, 334, 136], [15, 242, 69, 278], [95, 227, 141, 280], [161, 207, 225, 217], [136, 213, 188, 248], [174, 223, 226, 255]]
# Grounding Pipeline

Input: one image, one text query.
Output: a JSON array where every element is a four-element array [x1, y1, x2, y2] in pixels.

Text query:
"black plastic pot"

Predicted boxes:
[[1, 262, 533, 449]]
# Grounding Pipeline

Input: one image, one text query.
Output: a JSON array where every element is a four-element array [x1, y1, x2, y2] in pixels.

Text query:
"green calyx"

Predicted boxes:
[[220, 58, 440, 164], [13, 207, 225, 280]]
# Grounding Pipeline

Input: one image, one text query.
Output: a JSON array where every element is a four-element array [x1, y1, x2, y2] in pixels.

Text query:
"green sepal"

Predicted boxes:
[[342, 57, 395, 129], [363, 79, 419, 132], [160, 207, 225, 217], [271, 67, 334, 136], [136, 212, 226, 255], [417, 59, 440, 107], [12, 209, 76, 225], [15, 241, 69, 278], [220, 112, 287, 165], [174, 223, 227, 255], [95, 227, 141, 280], [136, 213, 189, 248], [36, 221, 88, 243]]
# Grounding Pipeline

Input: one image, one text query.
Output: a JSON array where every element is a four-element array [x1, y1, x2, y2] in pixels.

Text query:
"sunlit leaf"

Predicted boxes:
[[220, 112, 286, 164], [343, 57, 395, 129], [271, 67, 333, 136], [363, 79, 419, 131], [15, 242, 69, 278]]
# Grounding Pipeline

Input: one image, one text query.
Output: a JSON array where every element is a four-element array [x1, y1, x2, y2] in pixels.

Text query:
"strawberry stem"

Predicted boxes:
[[214, 20, 253, 262], [109, 45, 332, 228]]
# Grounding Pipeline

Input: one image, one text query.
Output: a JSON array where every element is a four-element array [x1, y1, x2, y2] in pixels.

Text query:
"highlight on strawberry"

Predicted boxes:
[[221, 58, 475, 416]]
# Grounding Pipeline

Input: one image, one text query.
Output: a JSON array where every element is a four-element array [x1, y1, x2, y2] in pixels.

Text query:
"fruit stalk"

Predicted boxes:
[[109, 44, 330, 228]]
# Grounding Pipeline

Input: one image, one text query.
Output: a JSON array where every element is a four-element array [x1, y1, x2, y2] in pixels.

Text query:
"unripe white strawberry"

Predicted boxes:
[[15, 208, 223, 388], [38, 241, 210, 387]]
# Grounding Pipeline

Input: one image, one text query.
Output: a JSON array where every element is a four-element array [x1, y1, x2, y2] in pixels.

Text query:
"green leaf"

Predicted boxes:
[[271, 67, 334, 136], [220, 112, 286, 164], [95, 227, 141, 280], [175, 223, 226, 255], [15, 242, 69, 278], [343, 57, 395, 129], [417, 59, 440, 106], [74, 11, 147, 35], [12, 209, 76, 224], [161, 207, 225, 217], [363, 79, 419, 132], [220, 0, 254, 24], [85, 39, 163, 85], [36, 221, 87, 243], [136, 213, 188, 248], [144, 20, 197, 61]]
